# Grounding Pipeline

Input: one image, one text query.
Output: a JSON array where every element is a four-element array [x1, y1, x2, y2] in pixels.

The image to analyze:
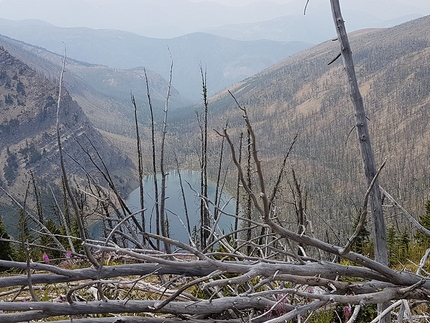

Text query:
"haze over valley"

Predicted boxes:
[[1, 0, 429, 102]]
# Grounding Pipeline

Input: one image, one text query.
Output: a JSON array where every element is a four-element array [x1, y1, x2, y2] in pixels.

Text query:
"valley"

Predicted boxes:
[[1, 5, 430, 322], [0, 13, 429, 247]]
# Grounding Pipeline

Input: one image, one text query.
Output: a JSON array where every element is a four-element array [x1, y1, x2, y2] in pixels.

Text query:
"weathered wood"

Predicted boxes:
[[51, 318, 258, 323], [329, 0, 387, 267], [0, 297, 274, 323], [329, 1, 389, 321]]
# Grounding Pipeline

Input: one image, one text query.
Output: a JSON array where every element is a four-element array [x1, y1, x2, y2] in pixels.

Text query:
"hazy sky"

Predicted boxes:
[[0, 0, 429, 39], [188, 0, 295, 4]]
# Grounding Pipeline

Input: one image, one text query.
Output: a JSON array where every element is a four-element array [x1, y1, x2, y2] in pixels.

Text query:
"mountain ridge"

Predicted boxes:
[[0, 46, 137, 208], [0, 18, 311, 101], [0, 33, 190, 136], [0, 0, 428, 39]]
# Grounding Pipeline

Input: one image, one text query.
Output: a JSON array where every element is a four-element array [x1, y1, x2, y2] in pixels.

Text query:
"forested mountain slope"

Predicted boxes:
[[171, 15, 430, 240], [0, 47, 136, 231]]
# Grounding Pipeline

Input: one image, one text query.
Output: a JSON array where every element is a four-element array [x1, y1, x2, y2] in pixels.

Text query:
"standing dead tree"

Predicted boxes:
[[55, 49, 99, 269], [159, 55, 173, 254], [131, 94, 146, 239], [329, 0, 389, 320], [145, 68, 162, 249], [199, 66, 210, 250], [329, 0, 388, 267]]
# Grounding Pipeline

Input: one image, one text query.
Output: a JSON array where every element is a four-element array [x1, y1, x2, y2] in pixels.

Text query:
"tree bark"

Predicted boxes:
[[145, 68, 161, 250], [200, 66, 210, 249], [159, 58, 173, 254], [329, 0, 389, 320], [131, 94, 145, 237]]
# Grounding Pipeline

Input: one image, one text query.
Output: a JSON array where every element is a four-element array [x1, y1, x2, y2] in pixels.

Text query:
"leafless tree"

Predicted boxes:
[[145, 68, 161, 250], [199, 65, 210, 249], [329, 0, 388, 320], [55, 49, 99, 269], [159, 54, 173, 254], [131, 94, 146, 239], [234, 132, 243, 241]]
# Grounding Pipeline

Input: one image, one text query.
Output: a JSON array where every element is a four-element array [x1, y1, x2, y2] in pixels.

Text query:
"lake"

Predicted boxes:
[[90, 170, 238, 246]]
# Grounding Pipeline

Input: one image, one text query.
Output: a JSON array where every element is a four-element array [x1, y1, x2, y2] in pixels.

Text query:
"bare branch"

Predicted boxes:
[[341, 159, 387, 255]]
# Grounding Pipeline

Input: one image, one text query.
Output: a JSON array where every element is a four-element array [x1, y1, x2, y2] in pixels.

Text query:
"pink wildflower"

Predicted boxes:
[[42, 252, 50, 264], [343, 305, 352, 321], [65, 251, 72, 259]]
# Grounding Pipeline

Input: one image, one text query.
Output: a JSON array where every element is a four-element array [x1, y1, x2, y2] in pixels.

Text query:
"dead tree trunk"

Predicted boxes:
[[159, 58, 173, 254], [145, 68, 161, 250], [55, 50, 99, 269], [329, 0, 387, 267], [131, 94, 145, 238], [144, 69, 160, 250], [234, 132, 243, 241], [246, 128, 252, 255], [329, 0, 389, 320], [199, 67, 210, 250]]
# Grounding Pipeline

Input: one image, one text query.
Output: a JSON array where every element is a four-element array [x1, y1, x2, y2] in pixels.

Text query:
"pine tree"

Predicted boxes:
[[39, 219, 62, 260], [351, 214, 370, 254], [415, 200, 430, 249], [387, 225, 398, 266], [70, 218, 83, 254], [0, 219, 15, 270], [399, 228, 410, 261], [16, 209, 31, 262]]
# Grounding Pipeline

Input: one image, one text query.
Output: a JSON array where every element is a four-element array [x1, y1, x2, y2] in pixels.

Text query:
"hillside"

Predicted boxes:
[[0, 34, 190, 136], [1, 14, 429, 243], [169, 15, 430, 240], [0, 46, 137, 232], [0, 19, 312, 101]]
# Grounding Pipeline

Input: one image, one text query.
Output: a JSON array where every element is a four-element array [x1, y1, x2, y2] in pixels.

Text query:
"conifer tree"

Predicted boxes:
[[351, 214, 370, 254], [387, 225, 398, 266], [399, 228, 410, 261], [39, 218, 62, 260], [0, 219, 15, 269], [416, 199, 430, 248], [16, 208, 31, 262]]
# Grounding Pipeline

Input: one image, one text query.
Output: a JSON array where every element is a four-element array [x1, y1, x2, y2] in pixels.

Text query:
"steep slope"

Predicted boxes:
[[171, 16, 430, 240], [0, 34, 190, 136], [0, 19, 312, 101], [0, 46, 137, 210]]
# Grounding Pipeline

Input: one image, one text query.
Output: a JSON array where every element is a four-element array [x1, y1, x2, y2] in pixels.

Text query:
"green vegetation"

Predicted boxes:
[[415, 200, 430, 249], [4, 93, 13, 104], [0, 219, 15, 269], [3, 148, 18, 185], [16, 79, 25, 95], [19, 142, 42, 165]]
